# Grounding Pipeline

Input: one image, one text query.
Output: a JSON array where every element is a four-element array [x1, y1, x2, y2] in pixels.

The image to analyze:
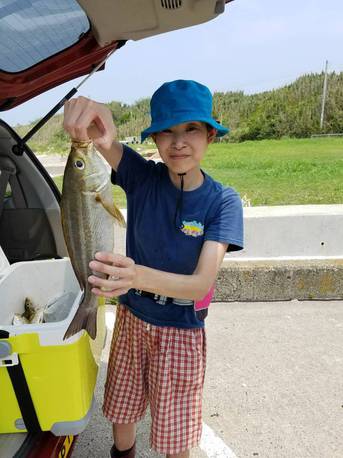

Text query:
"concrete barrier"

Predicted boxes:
[[218, 205, 343, 301], [119, 205, 343, 301], [215, 257, 343, 301]]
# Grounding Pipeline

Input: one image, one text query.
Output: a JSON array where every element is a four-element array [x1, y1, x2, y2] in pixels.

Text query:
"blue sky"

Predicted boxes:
[[2, 0, 343, 126]]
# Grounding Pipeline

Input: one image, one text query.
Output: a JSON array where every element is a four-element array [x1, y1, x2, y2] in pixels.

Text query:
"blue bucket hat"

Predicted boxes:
[[141, 80, 229, 142]]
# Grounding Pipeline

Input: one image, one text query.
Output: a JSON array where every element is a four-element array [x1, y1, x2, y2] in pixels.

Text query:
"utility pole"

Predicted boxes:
[[320, 60, 329, 130]]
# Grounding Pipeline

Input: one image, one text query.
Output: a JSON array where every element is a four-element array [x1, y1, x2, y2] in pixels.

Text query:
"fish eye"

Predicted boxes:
[[74, 159, 85, 170]]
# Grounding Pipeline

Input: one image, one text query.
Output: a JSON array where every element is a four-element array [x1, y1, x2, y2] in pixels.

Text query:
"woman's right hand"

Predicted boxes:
[[63, 96, 116, 151]]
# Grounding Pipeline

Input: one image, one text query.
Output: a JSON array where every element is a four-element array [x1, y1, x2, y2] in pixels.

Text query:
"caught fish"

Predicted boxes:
[[23, 297, 36, 321], [13, 314, 29, 325], [12, 297, 44, 325], [61, 140, 125, 339]]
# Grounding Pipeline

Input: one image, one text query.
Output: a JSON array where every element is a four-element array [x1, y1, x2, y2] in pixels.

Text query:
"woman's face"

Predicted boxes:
[[153, 121, 216, 176]]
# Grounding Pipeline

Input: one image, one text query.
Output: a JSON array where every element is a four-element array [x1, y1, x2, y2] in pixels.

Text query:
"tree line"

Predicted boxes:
[[17, 71, 343, 152], [214, 71, 343, 142]]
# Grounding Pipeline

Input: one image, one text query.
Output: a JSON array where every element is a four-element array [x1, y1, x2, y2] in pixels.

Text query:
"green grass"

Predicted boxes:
[[53, 137, 343, 207], [202, 137, 343, 205]]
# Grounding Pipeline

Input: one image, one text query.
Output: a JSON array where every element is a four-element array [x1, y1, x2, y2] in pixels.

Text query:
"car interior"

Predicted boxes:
[[0, 121, 67, 264]]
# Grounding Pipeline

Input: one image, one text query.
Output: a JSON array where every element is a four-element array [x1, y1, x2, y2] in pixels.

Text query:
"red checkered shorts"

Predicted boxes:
[[102, 305, 206, 455]]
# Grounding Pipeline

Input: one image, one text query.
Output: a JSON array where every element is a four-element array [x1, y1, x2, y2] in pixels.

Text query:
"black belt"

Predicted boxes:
[[133, 290, 208, 320], [134, 289, 194, 306]]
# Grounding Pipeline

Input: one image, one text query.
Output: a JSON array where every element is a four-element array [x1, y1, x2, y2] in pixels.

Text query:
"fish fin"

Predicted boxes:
[[95, 193, 126, 227], [63, 306, 98, 340]]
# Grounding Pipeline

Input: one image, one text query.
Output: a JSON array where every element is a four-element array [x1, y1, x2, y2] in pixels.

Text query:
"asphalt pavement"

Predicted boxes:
[[72, 300, 343, 458]]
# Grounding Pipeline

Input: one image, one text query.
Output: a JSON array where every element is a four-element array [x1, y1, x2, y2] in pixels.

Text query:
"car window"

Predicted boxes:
[[0, 0, 90, 73]]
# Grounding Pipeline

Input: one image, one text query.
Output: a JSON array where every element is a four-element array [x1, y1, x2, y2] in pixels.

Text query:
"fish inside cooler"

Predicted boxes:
[[0, 249, 83, 342]]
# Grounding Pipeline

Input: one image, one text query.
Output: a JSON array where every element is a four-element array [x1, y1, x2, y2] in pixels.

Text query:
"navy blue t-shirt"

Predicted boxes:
[[112, 145, 244, 328]]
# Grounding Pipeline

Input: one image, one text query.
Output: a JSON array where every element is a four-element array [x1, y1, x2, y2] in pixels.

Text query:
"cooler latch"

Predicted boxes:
[[0, 341, 19, 367]]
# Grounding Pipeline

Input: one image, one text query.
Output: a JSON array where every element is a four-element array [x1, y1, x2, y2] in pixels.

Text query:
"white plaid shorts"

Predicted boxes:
[[103, 305, 207, 455]]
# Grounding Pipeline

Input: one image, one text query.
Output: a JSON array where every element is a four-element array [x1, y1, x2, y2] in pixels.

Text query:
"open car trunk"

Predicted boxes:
[[0, 0, 232, 111], [0, 121, 66, 264], [78, 0, 231, 45]]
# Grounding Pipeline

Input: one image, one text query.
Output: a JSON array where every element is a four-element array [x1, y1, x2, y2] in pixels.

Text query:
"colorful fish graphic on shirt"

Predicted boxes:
[[181, 220, 204, 237]]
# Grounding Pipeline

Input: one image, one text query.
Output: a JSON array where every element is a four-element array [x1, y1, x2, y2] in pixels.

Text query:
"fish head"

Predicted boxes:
[[68, 141, 109, 192]]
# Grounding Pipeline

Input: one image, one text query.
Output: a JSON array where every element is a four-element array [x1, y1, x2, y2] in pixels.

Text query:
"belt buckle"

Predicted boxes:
[[155, 294, 168, 305], [172, 298, 194, 306]]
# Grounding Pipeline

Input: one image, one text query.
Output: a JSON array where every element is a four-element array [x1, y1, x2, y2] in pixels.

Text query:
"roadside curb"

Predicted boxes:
[[214, 258, 343, 302]]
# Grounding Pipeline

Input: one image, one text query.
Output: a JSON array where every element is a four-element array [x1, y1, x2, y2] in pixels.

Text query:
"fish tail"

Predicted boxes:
[[63, 306, 98, 340]]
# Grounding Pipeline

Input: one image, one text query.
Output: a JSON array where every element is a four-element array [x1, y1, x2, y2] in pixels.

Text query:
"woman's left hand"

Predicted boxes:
[[88, 251, 137, 298]]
